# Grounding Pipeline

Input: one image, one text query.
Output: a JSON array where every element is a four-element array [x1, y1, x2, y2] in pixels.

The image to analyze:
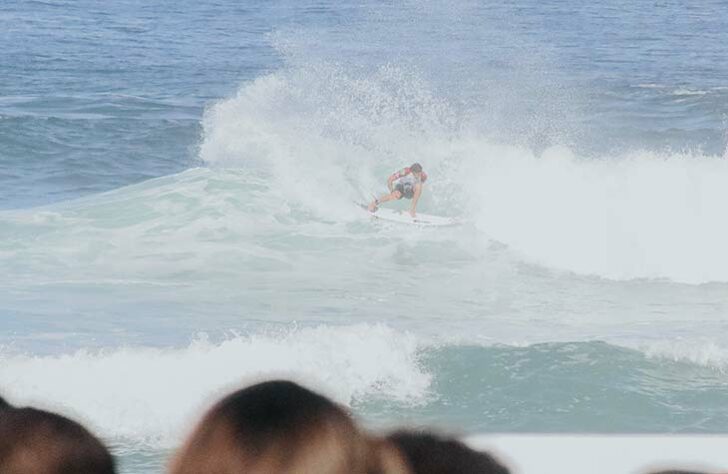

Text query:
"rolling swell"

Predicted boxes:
[[390, 341, 728, 433], [3, 328, 728, 452]]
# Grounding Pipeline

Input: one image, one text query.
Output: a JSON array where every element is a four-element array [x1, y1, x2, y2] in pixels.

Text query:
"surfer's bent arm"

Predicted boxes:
[[410, 183, 423, 217], [387, 168, 406, 192], [387, 174, 396, 192]]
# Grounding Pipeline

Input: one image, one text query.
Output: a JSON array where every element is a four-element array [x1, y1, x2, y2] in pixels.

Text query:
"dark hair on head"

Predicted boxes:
[[0, 406, 116, 474], [171, 380, 410, 474], [647, 471, 712, 474], [410, 163, 423, 173], [388, 430, 510, 474]]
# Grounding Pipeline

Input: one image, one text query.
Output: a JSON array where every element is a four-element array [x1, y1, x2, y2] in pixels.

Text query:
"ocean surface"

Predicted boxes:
[[1, 1, 728, 472]]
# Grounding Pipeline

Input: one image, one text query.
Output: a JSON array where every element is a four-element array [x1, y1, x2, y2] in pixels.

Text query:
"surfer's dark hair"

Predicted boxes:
[[170, 380, 410, 474], [0, 405, 116, 474], [388, 430, 510, 474], [410, 163, 423, 173]]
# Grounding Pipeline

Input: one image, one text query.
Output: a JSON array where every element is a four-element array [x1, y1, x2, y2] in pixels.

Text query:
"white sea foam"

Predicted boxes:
[[635, 339, 728, 371], [463, 144, 728, 283], [0, 324, 430, 447], [634, 83, 668, 89], [670, 88, 708, 96]]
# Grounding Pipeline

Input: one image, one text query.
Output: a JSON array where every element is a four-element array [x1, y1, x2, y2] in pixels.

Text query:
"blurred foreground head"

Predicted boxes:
[[170, 380, 410, 474], [0, 397, 116, 474], [647, 471, 714, 474], [388, 430, 510, 474]]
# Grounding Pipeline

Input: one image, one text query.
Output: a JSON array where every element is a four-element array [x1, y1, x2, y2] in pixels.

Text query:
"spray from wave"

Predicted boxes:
[[198, 61, 728, 284]]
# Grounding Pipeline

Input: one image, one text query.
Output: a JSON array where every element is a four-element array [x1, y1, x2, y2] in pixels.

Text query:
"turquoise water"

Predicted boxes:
[[2, 1, 728, 472]]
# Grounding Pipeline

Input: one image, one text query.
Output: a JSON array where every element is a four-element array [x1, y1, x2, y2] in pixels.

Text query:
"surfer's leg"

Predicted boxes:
[[368, 191, 401, 211], [382, 190, 402, 202]]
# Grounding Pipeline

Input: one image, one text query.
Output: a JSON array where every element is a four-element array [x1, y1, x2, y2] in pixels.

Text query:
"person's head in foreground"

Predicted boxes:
[[0, 397, 116, 474], [647, 471, 714, 474], [388, 430, 510, 474], [170, 380, 410, 474]]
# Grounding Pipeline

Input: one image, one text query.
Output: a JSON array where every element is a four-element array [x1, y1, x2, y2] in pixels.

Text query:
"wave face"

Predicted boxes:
[[2, 166, 726, 347], [3, 329, 728, 450]]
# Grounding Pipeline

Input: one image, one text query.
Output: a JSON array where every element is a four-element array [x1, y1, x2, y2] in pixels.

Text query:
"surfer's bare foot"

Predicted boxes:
[[367, 200, 379, 212]]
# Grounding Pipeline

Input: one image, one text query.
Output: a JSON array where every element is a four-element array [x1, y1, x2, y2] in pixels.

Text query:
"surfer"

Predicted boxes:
[[367, 163, 427, 217]]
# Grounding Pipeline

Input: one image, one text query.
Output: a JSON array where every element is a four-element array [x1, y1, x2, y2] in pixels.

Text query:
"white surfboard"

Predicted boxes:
[[357, 203, 458, 227]]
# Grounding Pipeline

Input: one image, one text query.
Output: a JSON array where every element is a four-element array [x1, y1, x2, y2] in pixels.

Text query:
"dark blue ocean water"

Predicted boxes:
[[2, 1, 728, 473], [2, 0, 727, 209], [1, 0, 281, 208]]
